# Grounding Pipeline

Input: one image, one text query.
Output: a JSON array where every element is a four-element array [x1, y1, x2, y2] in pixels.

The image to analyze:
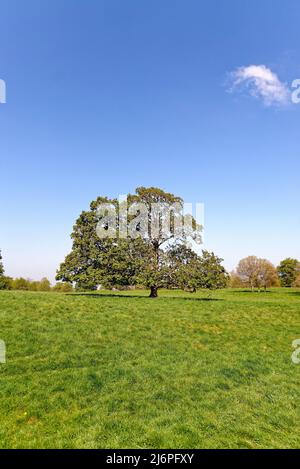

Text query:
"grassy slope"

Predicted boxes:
[[0, 288, 300, 448]]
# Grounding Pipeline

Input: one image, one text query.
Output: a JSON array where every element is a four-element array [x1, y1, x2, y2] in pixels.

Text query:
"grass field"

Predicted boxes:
[[0, 288, 300, 448]]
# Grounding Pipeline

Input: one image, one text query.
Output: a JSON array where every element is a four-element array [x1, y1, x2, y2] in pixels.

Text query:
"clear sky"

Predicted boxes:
[[1, 0, 300, 283]]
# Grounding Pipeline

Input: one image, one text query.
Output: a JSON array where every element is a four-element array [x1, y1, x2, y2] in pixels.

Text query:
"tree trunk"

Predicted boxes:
[[149, 286, 158, 298]]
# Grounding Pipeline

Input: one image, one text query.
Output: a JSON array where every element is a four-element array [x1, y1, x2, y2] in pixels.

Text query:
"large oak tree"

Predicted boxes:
[[57, 187, 219, 297]]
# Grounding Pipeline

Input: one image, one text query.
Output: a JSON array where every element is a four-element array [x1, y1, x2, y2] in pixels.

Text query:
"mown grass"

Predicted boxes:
[[0, 288, 300, 448]]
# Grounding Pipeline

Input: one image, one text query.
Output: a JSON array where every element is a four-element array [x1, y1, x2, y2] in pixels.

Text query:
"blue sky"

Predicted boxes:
[[1, 0, 300, 282]]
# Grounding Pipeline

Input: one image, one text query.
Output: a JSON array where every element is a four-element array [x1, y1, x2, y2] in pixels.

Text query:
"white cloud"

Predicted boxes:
[[228, 64, 290, 106]]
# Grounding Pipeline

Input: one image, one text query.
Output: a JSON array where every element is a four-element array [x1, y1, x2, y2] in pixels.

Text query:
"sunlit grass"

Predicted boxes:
[[0, 288, 299, 448]]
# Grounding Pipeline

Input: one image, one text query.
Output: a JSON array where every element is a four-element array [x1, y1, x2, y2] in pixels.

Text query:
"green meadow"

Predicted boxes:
[[0, 288, 300, 448]]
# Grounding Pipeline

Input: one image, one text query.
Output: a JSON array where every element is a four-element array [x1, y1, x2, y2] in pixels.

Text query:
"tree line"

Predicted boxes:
[[1, 187, 299, 295], [1, 250, 299, 294], [230, 256, 300, 290], [0, 252, 72, 292]]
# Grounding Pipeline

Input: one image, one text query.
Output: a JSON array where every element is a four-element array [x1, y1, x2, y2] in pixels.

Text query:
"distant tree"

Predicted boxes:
[[236, 256, 261, 291], [256, 259, 279, 291], [7, 277, 52, 291], [53, 282, 73, 292], [0, 250, 11, 290], [12, 278, 30, 290], [28, 281, 40, 291], [229, 271, 244, 288], [235, 256, 279, 291], [0, 250, 4, 277], [0, 276, 12, 290], [292, 274, 300, 288], [38, 278, 51, 291], [277, 258, 300, 287]]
